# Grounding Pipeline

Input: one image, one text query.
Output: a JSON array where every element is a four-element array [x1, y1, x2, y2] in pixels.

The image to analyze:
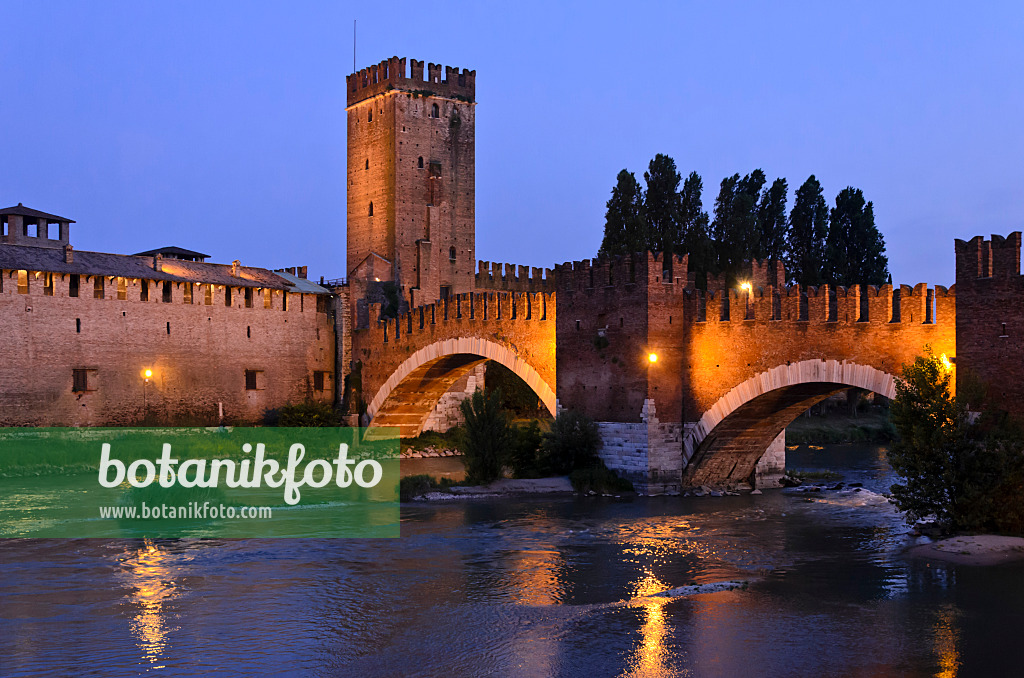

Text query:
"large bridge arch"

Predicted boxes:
[[366, 337, 557, 437], [681, 359, 898, 487]]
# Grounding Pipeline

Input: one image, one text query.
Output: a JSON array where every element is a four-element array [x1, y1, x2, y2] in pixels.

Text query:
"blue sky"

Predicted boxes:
[[3, 1, 1022, 286]]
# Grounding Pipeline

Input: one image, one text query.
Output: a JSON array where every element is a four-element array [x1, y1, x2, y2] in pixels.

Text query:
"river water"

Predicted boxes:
[[3, 443, 1024, 677]]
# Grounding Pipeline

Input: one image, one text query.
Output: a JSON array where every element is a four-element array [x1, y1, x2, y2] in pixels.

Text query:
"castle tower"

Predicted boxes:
[[346, 56, 476, 308]]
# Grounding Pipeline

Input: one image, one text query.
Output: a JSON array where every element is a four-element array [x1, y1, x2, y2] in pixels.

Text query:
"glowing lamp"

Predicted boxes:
[[648, 353, 658, 364], [143, 369, 153, 379], [940, 354, 953, 372], [740, 282, 752, 292]]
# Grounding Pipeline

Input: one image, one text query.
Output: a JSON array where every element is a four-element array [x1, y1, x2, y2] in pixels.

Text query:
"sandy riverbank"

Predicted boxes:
[[905, 534, 1024, 566]]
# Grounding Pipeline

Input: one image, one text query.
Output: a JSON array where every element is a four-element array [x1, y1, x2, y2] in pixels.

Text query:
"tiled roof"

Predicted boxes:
[[133, 246, 211, 260], [0, 204, 75, 223], [0, 244, 330, 293]]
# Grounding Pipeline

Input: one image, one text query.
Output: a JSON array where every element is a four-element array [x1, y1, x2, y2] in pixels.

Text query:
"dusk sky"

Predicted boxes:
[[3, 1, 1023, 286]]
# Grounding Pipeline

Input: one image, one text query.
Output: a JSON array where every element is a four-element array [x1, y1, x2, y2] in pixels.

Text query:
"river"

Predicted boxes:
[[3, 443, 1024, 677]]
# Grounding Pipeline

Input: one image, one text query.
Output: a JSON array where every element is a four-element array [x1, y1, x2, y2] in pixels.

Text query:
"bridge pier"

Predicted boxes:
[[595, 399, 684, 495]]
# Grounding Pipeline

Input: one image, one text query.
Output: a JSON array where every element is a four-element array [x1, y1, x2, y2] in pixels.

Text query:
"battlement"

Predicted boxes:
[[475, 260, 553, 292], [555, 252, 691, 292], [346, 56, 476, 107], [690, 281, 953, 326], [955, 232, 1022, 282], [360, 290, 553, 345]]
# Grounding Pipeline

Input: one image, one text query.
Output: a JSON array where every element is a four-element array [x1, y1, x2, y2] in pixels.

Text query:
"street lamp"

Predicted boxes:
[[740, 281, 752, 318], [648, 353, 658, 364]]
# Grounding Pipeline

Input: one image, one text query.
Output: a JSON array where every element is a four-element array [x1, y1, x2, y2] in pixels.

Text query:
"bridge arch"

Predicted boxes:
[[681, 359, 897, 487], [366, 337, 557, 437]]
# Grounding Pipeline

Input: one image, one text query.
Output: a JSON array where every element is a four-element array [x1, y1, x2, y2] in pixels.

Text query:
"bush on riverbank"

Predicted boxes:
[[888, 351, 1024, 535], [569, 463, 634, 494], [263, 401, 342, 427], [459, 388, 514, 485], [401, 427, 464, 455], [539, 410, 602, 475]]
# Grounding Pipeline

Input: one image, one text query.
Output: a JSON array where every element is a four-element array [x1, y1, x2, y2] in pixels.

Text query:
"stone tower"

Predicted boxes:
[[346, 56, 476, 308]]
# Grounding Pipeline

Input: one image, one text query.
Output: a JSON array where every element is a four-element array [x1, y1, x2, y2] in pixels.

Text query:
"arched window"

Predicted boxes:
[[418, 156, 424, 168], [431, 103, 439, 118], [368, 109, 373, 122], [368, 202, 374, 217], [449, 246, 456, 261], [365, 159, 369, 170]]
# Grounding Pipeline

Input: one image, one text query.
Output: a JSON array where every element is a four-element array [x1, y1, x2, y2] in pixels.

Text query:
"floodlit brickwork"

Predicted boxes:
[[0, 251, 335, 426], [955, 232, 1024, 421], [347, 57, 476, 308]]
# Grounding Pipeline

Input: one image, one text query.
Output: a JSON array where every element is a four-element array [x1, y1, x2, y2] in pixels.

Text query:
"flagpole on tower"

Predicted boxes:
[[353, 19, 357, 72]]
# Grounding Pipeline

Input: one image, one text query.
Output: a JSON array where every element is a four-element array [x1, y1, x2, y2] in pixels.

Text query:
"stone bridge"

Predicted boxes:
[[353, 290, 556, 437], [556, 252, 957, 493]]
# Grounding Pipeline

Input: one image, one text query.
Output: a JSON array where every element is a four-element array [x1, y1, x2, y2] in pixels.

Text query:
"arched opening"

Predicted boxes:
[[682, 360, 896, 488], [431, 103, 439, 118], [367, 338, 556, 438], [418, 156, 424, 168]]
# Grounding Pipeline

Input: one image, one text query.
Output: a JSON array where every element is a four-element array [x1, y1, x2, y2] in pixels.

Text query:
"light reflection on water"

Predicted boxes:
[[2, 444, 1024, 677]]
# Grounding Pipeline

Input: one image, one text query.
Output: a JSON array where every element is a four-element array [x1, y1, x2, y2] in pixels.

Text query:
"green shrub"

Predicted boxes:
[[400, 474, 454, 501], [888, 350, 1024, 534], [569, 463, 634, 494], [459, 388, 514, 485], [539, 410, 601, 475], [265, 401, 341, 427], [508, 420, 544, 478]]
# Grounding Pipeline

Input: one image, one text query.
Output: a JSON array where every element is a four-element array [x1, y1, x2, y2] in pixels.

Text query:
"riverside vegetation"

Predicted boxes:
[[887, 350, 1024, 535], [400, 388, 632, 500]]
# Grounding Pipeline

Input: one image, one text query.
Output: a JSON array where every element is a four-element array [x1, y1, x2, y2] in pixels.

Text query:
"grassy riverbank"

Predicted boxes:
[[785, 411, 896, 444]]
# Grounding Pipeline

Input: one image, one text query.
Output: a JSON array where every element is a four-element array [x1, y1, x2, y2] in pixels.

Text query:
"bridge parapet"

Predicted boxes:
[[475, 260, 553, 292]]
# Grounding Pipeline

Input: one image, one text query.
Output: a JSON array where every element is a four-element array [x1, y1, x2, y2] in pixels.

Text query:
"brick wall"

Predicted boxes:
[[0, 269, 334, 426], [955, 232, 1024, 421]]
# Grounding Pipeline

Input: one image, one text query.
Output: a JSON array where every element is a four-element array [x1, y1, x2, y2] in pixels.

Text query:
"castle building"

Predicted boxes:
[[345, 57, 477, 309], [0, 205, 335, 426]]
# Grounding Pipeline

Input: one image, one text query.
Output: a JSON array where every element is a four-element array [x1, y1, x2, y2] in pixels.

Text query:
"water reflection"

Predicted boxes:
[[119, 539, 178, 668], [623, 574, 672, 677], [933, 605, 961, 678]]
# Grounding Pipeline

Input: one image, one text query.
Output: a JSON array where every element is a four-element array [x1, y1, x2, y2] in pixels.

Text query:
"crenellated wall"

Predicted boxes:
[[346, 56, 476, 107], [474, 260, 553, 292], [554, 250, 957, 493], [353, 289, 556, 437], [0, 267, 335, 427], [955, 232, 1024, 420]]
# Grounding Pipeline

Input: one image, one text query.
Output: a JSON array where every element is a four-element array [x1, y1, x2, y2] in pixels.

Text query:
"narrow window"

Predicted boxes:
[[576, 320, 581, 331], [204, 285, 212, 305], [1001, 323, 1008, 337], [368, 202, 374, 217], [117, 277, 127, 300], [244, 369, 259, 390], [244, 287, 253, 308], [17, 269, 28, 294], [264, 288, 272, 309], [140, 279, 148, 302], [162, 281, 172, 303], [43, 273, 54, 296], [431, 103, 439, 118], [365, 159, 369, 170], [313, 371, 325, 391], [368, 109, 372, 122], [225, 287, 232, 307], [282, 292, 288, 311], [76, 318, 81, 333], [94, 276, 105, 299], [418, 156, 424, 168], [183, 283, 193, 304], [72, 369, 90, 392], [300, 294, 304, 312], [166, 321, 171, 335], [69, 274, 80, 298], [449, 246, 456, 261], [247, 326, 251, 338]]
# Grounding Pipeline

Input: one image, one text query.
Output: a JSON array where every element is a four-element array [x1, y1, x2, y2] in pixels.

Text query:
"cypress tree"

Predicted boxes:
[[598, 170, 648, 257], [643, 154, 683, 264], [825, 187, 888, 287], [786, 175, 829, 286], [756, 177, 789, 263]]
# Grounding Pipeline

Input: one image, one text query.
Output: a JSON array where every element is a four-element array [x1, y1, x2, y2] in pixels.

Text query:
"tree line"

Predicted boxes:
[[598, 154, 889, 289]]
